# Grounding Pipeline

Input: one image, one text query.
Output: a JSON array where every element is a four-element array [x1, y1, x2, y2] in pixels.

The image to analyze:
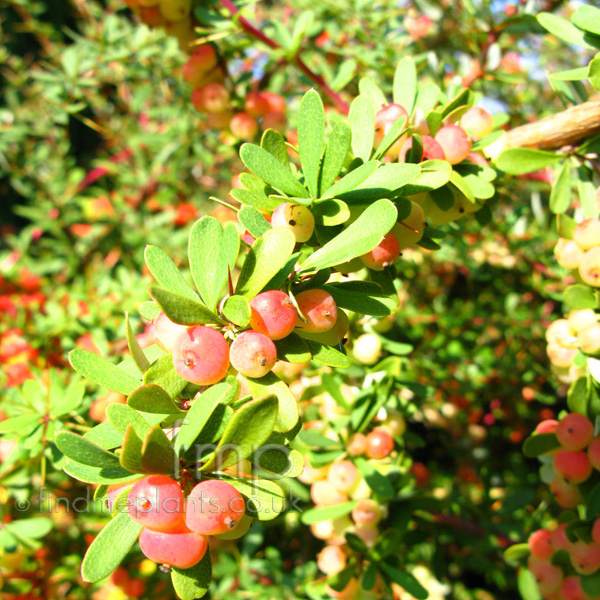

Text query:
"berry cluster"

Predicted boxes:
[[555, 218, 600, 288]]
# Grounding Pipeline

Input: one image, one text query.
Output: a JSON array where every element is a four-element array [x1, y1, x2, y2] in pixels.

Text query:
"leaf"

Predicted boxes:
[[69, 350, 140, 395], [274, 333, 312, 364], [323, 281, 395, 316], [176, 383, 237, 456], [380, 563, 428, 600], [348, 95, 375, 162], [300, 199, 398, 272], [202, 396, 278, 472], [107, 403, 156, 438], [393, 56, 417, 114], [564, 285, 598, 310], [300, 501, 357, 524], [81, 511, 143, 583], [298, 429, 343, 448], [322, 160, 379, 199], [581, 571, 600, 597], [221, 295, 251, 328], [557, 214, 578, 239], [235, 228, 296, 299], [359, 77, 387, 112], [252, 447, 304, 478], [127, 384, 182, 415], [550, 160, 572, 214], [312, 200, 350, 227], [246, 372, 299, 433], [319, 121, 352, 196], [238, 206, 271, 240], [355, 457, 394, 497], [149, 287, 220, 326], [298, 90, 325, 199], [227, 476, 285, 520], [522, 433, 560, 458], [496, 148, 563, 175], [189, 217, 240, 312], [0, 414, 39, 434], [63, 460, 140, 485], [231, 187, 281, 211], [6, 518, 53, 540], [55, 432, 120, 469], [84, 421, 123, 450], [240, 144, 309, 198], [303, 340, 350, 368], [568, 377, 589, 415], [125, 313, 150, 373], [141, 426, 178, 475], [572, 5, 600, 37], [171, 552, 212, 600], [589, 54, 600, 91], [143, 354, 188, 399], [517, 568, 542, 600], [503, 543, 530, 565], [120, 425, 144, 473], [139, 301, 162, 321], [261, 129, 289, 166], [144, 245, 196, 300], [538, 12, 596, 48], [372, 118, 410, 161]]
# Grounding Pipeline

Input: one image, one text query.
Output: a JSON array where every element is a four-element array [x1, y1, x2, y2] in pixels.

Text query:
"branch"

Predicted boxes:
[[219, 0, 349, 114]]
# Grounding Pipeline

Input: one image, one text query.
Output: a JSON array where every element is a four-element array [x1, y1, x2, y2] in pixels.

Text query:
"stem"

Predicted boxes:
[[219, 0, 349, 114]]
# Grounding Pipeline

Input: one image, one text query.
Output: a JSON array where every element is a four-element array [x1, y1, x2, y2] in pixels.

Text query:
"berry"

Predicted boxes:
[[579, 323, 600, 354], [568, 309, 597, 334], [434, 125, 472, 164], [546, 319, 578, 347], [294, 289, 338, 334], [573, 218, 600, 251], [249, 290, 298, 340], [572, 541, 600, 575], [579, 247, 600, 287], [360, 232, 400, 270], [172, 326, 230, 385], [366, 428, 394, 459], [271, 203, 315, 242], [530, 560, 563, 595], [374, 104, 409, 158], [262, 110, 288, 130], [185, 480, 245, 535], [550, 476, 582, 508], [555, 238, 583, 269], [556, 413, 594, 450], [310, 481, 349, 506], [158, 0, 191, 21], [352, 333, 382, 365], [353, 524, 379, 547], [459, 107, 494, 141], [327, 461, 360, 492], [592, 520, 600, 544], [352, 499, 383, 528], [296, 309, 349, 346], [561, 576, 590, 600], [551, 523, 572, 551], [392, 201, 426, 249], [229, 331, 277, 378], [535, 419, 559, 434], [139, 523, 207, 569], [547, 343, 577, 368], [553, 449, 592, 484], [382, 411, 407, 437], [128, 475, 184, 532], [528, 529, 553, 560], [229, 113, 259, 140], [244, 91, 271, 117], [153, 312, 188, 353], [347, 433, 368, 456], [398, 135, 445, 162], [317, 545, 347, 575]]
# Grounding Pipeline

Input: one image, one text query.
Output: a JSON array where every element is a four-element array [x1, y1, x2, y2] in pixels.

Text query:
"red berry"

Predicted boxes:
[[360, 232, 401, 271], [186, 480, 245, 535], [528, 529, 553, 560], [556, 414, 594, 450], [553, 449, 592, 484], [229, 331, 277, 378], [128, 475, 184, 532], [139, 523, 207, 569], [294, 289, 338, 334], [153, 312, 188, 353], [434, 125, 472, 164], [249, 290, 298, 340], [366, 428, 394, 459]]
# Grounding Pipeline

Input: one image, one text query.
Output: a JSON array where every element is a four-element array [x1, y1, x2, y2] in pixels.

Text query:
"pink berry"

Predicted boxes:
[[398, 135, 445, 162], [351, 499, 382, 528], [556, 414, 594, 450], [139, 523, 207, 569], [551, 523, 572, 551], [366, 428, 394, 459], [153, 312, 188, 353], [579, 323, 600, 355], [347, 433, 368, 456], [197, 82, 230, 114], [317, 545, 347, 575], [553, 449, 592, 485], [128, 475, 184, 532], [249, 290, 297, 340], [535, 419, 559, 434], [530, 560, 563, 595], [459, 107, 494, 141], [374, 104, 409, 158], [550, 476, 582, 508], [579, 247, 600, 288], [591, 438, 600, 472], [571, 541, 600, 575], [172, 326, 230, 385], [561, 576, 589, 600], [244, 91, 271, 117], [434, 125, 472, 164], [294, 289, 338, 334], [360, 232, 401, 271], [310, 481, 348, 506], [229, 331, 277, 378], [185, 480, 245, 535], [528, 529, 553, 560], [230, 113, 259, 140], [327, 461, 360, 492]]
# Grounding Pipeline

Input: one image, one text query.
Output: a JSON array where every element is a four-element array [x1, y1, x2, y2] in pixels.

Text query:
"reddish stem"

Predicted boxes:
[[219, 0, 349, 114]]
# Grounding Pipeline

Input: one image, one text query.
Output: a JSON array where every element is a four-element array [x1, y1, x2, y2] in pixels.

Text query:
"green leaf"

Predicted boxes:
[[496, 148, 563, 175], [235, 228, 296, 299], [323, 281, 395, 316], [415, 82, 441, 115], [84, 421, 123, 450], [240, 144, 309, 198], [261, 129, 290, 166], [319, 121, 352, 196], [517, 568, 542, 600], [504, 543, 530, 565], [120, 425, 144, 473], [274, 333, 312, 363], [312, 199, 350, 227], [372, 118, 410, 161], [64, 460, 140, 485], [6, 518, 53, 540], [222, 295, 251, 327], [238, 206, 271, 240], [298, 90, 325, 199], [149, 286, 220, 326], [227, 476, 285, 521], [557, 214, 578, 239], [252, 447, 304, 477], [176, 383, 237, 456], [300, 501, 357, 524], [144, 245, 197, 301], [550, 160, 572, 214], [141, 425, 178, 475], [572, 5, 600, 37], [380, 563, 428, 600], [355, 457, 394, 497], [127, 384, 182, 415], [589, 54, 600, 90], [55, 432, 120, 469], [359, 77, 387, 113], [564, 284, 599, 310], [230, 188, 281, 211], [394, 57, 417, 114], [586, 482, 600, 520], [202, 396, 278, 472], [301, 199, 398, 272], [107, 403, 157, 438], [538, 12, 596, 48], [304, 340, 350, 368], [81, 511, 143, 583], [327, 566, 355, 593], [171, 552, 212, 600], [581, 571, 600, 597], [0, 414, 39, 434], [440, 89, 471, 120], [189, 217, 240, 312], [298, 429, 343, 448], [139, 301, 162, 322], [568, 377, 590, 415], [125, 313, 150, 373], [69, 350, 140, 396], [246, 372, 299, 433], [522, 433, 560, 458], [143, 354, 188, 399], [322, 160, 379, 199], [348, 95, 375, 162]]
